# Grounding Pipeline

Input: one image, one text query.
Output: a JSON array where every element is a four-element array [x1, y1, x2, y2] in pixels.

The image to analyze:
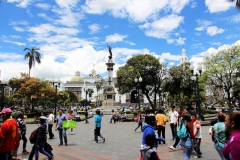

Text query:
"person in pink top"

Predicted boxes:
[[222, 112, 240, 160], [67, 110, 74, 135]]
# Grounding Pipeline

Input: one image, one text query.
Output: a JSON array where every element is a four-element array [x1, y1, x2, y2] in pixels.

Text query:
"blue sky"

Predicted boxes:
[[0, 0, 240, 83]]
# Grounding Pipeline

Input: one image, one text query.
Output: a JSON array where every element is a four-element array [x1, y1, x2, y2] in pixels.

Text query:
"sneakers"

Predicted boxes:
[[192, 155, 198, 159], [176, 144, 181, 148], [22, 150, 29, 154], [70, 132, 74, 135], [168, 146, 176, 150]]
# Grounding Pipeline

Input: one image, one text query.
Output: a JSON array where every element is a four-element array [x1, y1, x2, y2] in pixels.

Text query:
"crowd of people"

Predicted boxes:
[[1, 105, 240, 160]]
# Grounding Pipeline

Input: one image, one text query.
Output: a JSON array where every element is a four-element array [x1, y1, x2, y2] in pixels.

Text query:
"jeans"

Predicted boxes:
[[22, 134, 28, 150], [94, 127, 104, 143], [85, 116, 89, 123], [34, 141, 51, 160], [157, 125, 165, 144], [0, 152, 12, 160], [214, 143, 226, 160], [58, 127, 67, 145], [170, 123, 177, 139], [184, 145, 193, 160], [134, 121, 142, 131], [173, 135, 180, 148], [48, 124, 54, 138], [28, 144, 35, 160]]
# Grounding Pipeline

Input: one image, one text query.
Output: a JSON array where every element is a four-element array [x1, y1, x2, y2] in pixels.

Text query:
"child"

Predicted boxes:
[[141, 134, 160, 160]]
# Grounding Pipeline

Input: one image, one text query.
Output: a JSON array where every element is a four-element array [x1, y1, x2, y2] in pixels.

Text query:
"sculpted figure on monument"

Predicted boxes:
[[108, 45, 112, 59]]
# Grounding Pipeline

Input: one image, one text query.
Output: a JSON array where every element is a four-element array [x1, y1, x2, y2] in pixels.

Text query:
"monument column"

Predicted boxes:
[[102, 46, 118, 107]]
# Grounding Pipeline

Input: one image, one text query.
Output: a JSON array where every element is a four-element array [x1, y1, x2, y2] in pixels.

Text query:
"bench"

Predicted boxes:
[[122, 114, 134, 122]]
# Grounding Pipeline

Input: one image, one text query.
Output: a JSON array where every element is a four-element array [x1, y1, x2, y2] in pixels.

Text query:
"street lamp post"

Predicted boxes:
[[159, 88, 162, 107], [134, 76, 142, 110], [0, 81, 7, 110], [52, 82, 60, 117], [190, 64, 202, 121]]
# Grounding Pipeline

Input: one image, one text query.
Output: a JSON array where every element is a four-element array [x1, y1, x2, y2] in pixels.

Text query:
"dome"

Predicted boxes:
[[71, 71, 84, 82]]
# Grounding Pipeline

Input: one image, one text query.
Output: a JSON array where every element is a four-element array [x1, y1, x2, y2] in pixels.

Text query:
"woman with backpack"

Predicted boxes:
[[210, 113, 227, 160], [35, 116, 53, 160], [180, 114, 196, 160]]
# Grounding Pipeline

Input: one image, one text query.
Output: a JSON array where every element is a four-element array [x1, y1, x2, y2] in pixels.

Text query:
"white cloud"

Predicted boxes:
[[205, 0, 235, 13], [230, 14, 240, 23], [161, 52, 181, 61], [3, 40, 26, 46], [88, 24, 100, 34], [142, 14, 184, 40], [195, 27, 205, 31], [9, 20, 29, 26], [208, 41, 221, 46], [7, 0, 34, 8], [82, 0, 190, 23], [207, 26, 224, 36], [35, 3, 51, 10], [105, 33, 128, 43], [13, 27, 25, 32], [175, 37, 186, 45]]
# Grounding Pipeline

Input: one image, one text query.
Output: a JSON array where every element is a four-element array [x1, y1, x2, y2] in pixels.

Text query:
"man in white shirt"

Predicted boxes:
[[47, 111, 55, 139], [168, 106, 178, 141]]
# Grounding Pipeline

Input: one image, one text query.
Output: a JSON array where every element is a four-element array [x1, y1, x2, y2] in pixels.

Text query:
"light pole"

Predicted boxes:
[[159, 88, 162, 107], [84, 87, 88, 100], [134, 76, 142, 110], [190, 64, 202, 121], [52, 82, 60, 117], [0, 81, 7, 110]]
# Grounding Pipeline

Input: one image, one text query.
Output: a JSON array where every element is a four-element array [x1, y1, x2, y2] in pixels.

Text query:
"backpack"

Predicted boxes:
[[29, 128, 38, 144], [177, 123, 189, 139]]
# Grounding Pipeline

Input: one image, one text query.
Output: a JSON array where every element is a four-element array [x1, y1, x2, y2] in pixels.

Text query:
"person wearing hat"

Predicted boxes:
[[168, 106, 178, 141], [55, 108, 68, 146], [0, 108, 19, 160], [34, 116, 53, 160]]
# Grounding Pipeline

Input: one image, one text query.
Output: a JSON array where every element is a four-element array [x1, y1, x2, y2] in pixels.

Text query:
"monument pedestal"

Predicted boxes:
[[102, 90, 118, 107]]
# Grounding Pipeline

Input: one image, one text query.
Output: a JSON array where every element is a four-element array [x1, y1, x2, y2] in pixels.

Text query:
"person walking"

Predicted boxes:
[[222, 112, 240, 160], [168, 106, 178, 141], [0, 108, 19, 160], [34, 116, 53, 160], [155, 109, 166, 145], [16, 113, 29, 154], [94, 109, 105, 144], [181, 114, 196, 160], [55, 108, 68, 146], [67, 110, 74, 134], [210, 113, 227, 160], [134, 110, 143, 132], [191, 113, 202, 158], [85, 109, 89, 124], [47, 111, 55, 139]]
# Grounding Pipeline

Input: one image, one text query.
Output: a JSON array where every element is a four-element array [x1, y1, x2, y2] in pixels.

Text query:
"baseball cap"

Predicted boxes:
[[39, 116, 47, 120], [0, 108, 12, 114]]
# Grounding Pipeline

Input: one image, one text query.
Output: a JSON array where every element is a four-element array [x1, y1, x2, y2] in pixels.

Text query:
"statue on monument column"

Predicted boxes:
[[108, 45, 112, 59]]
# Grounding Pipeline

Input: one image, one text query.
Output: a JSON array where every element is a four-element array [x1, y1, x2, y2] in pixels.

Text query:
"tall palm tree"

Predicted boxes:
[[94, 80, 103, 106], [24, 47, 41, 77]]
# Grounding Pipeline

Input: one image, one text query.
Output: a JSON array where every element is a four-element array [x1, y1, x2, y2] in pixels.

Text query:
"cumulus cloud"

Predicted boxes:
[[207, 26, 224, 36], [13, 27, 25, 32], [205, 0, 235, 13], [105, 33, 128, 43], [88, 24, 100, 34]]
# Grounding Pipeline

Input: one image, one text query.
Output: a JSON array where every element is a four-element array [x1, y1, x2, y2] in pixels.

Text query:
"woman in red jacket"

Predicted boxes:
[[182, 114, 196, 160]]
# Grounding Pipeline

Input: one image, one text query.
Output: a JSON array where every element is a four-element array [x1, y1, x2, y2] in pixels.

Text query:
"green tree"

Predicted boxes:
[[116, 54, 167, 109], [24, 47, 41, 77], [94, 80, 103, 106], [203, 44, 240, 112], [164, 62, 200, 106]]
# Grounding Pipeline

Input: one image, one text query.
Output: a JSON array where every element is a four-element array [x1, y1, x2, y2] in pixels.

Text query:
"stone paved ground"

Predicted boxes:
[[18, 115, 219, 160]]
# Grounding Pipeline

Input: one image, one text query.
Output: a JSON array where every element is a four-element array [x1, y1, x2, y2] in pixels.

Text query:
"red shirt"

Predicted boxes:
[[187, 120, 195, 139], [0, 119, 19, 152]]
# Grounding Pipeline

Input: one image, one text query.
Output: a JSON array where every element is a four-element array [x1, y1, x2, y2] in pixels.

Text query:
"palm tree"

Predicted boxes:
[[24, 47, 41, 77], [94, 80, 103, 106]]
